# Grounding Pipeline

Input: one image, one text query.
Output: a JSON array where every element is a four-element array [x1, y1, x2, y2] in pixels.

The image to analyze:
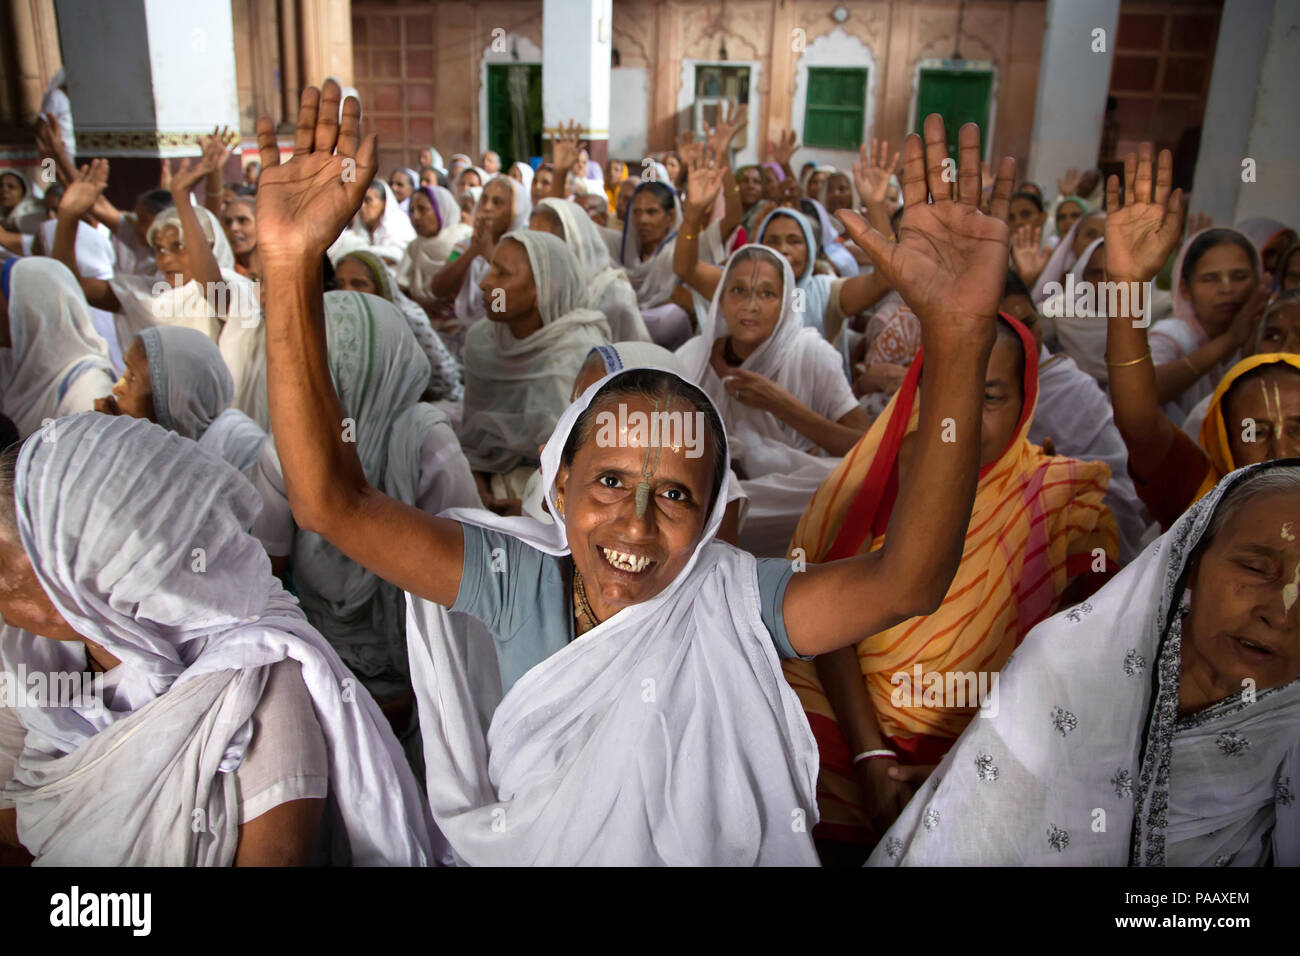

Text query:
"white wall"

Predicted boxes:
[[789, 27, 878, 173], [542, 0, 611, 143], [609, 67, 648, 160], [1026, 0, 1120, 191]]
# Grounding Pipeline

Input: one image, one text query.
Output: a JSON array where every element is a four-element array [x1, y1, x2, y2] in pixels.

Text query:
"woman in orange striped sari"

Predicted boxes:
[[782, 313, 1118, 859]]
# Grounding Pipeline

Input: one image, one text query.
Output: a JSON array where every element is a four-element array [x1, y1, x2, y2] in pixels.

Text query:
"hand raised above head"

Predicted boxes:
[[1102, 143, 1184, 284], [835, 114, 1013, 345], [254, 81, 377, 264], [854, 138, 899, 205], [59, 159, 109, 219]]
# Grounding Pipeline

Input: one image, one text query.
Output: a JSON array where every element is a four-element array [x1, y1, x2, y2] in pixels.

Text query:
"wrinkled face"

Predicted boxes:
[[389, 171, 413, 203], [219, 199, 256, 256], [663, 154, 682, 183], [0, 525, 79, 641], [528, 209, 564, 240], [998, 292, 1044, 353], [555, 391, 716, 617], [1071, 213, 1106, 258], [478, 238, 537, 323], [479, 178, 515, 238], [1254, 303, 1300, 356], [531, 167, 554, 206], [360, 185, 386, 229], [581, 193, 608, 226], [482, 152, 501, 174], [419, 167, 437, 188], [1183, 243, 1257, 330], [1186, 489, 1300, 694], [151, 225, 188, 286], [806, 171, 827, 200], [737, 168, 763, 208], [1224, 367, 1300, 467], [1282, 253, 1300, 293], [824, 174, 853, 214], [631, 191, 672, 250], [334, 257, 378, 295], [979, 332, 1025, 468], [720, 257, 784, 352], [109, 338, 156, 421], [409, 191, 441, 237], [1056, 201, 1083, 236], [1008, 196, 1042, 231], [0, 174, 24, 212], [760, 216, 809, 277]]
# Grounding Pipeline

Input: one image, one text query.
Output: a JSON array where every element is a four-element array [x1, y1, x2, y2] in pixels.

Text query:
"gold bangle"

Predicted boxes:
[[681, 232, 697, 241], [1106, 349, 1152, 369], [1182, 355, 1202, 377]]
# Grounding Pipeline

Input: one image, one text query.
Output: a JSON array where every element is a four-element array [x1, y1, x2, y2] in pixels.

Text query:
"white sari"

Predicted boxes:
[[0, 414, 434, 865], [677, 245, 859, 557], [452, 176, 532, 331], [1, 258, 116, 438], [327, 178, 417, 266], [406, 367, 820, 865], [396, 185, 470, 298], [869, 460, 1300, 866]]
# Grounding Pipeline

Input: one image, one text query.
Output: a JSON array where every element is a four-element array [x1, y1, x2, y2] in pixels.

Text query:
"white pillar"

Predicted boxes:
[[542, 0, 612, 163], [1191, 0, 1300, 228], [1026, 0, 1120, 191], [55, 0, 240, 159]]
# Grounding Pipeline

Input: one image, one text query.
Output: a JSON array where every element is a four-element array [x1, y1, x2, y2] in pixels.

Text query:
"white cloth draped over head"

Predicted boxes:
[[755, 207, 834, 332], [453, 176, 533, 328], [870, 459, 1300, 866], [397, 185, 470, 298], [137, 325, 267, 472], [0, 258, 116, 438], [459, 231, 611, 473], [420, 146, 447, 175], [799, 197, 859, 277], [509, 162, 534, 195], [618, 181, 683, 309], [35, 218, 123, 371], [677, 244, 858, 555], [292, 291, 448, 696], [0, 170, 45, 234], [327, 178, 417, 266], [406, 365, 820, 865], [535, 197, 651, 342], [1032, 211, 1097, 305], [0, 413, 434, 865], [1038, 236, 1111, 383]]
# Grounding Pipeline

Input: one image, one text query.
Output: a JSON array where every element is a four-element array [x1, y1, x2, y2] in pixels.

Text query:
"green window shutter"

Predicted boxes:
[[804, 67, 867, 150], [915, 69, 993, 160]]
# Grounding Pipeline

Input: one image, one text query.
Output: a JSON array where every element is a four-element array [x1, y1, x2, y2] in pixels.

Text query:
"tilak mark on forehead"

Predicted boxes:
[[635, 398, 664, 519]]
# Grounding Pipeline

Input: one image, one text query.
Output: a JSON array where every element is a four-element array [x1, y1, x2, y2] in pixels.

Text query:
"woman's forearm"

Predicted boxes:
[[838, 270, 892, 318], [815, 646, 889, 756], [767, 394, 866, 457], [1152, 334, 1237, 405], [430, 249, 476, 299], [173, 194, 223, 296], [1107, 285, 1176, 481], [672, 209, 722, 300]]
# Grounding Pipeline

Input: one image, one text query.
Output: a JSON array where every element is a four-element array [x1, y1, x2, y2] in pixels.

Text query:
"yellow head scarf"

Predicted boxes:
[[1195, 352, 1300, 500]]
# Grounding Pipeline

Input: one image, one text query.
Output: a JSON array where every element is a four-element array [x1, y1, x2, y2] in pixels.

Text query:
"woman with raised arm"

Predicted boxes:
[[1104, 145, 1300, 531], [254, 86, 1006, 865]]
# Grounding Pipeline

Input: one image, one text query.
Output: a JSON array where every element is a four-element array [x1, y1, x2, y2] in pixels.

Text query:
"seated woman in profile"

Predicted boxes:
[[253, 85, 1015, 865], [871, 459, 1300, 866], [0, 414, 433, 866]]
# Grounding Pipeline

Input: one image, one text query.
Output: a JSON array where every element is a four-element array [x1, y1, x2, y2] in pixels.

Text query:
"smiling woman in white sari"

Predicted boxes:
[[870, 459, 1300, 866], [0, 414, 434, 866], [252, 85, 1015, 865]]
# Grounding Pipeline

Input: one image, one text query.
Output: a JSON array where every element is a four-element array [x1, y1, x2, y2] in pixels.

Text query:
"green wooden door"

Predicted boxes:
[[914, 68, 993, 159], [804, 67, 868, 150], [486, 63, 543, 166]]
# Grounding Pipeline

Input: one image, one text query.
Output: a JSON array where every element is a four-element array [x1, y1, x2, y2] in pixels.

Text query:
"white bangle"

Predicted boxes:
[[853, 749, 897, 765]]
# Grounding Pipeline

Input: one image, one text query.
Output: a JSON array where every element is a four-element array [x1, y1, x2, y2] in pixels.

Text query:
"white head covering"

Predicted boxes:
[[754, 207, 833, 330], [419, 146, 447, 176], [1, 257, 115, 437], [870, 459, 1300, 866], [2, 413, 435, 865], [406, 364, 820, 865], [799, 197, 859, 277], [1032, 208, 1103, 304], [459, 231, 611, 472], [509, 161, 534, 195], [617, 181, 682, 309], [0, 170, 45, 234], [452, 177, 533, 328]]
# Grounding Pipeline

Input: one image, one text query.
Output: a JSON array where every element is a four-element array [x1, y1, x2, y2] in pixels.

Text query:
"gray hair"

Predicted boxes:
[[146, 205, 215, 249], [1204, 464, 1300, 545]]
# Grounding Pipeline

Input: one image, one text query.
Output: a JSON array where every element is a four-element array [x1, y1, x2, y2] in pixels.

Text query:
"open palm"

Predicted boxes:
[[1103, 144, 1184, 283], [254, 83, 377, 262], [840, 115, 1013, 333]]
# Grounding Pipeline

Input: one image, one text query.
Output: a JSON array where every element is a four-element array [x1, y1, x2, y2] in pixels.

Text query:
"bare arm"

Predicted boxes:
[[233, 798, 324, 866], [782, 117, 1015, 657], [721, 365, 869, 456], [52, 161, 120, 310], [672, 150, 726, 299], [169, 136, 230, 304], [551, 119, 581, 199], [256, 83, 466, 608], [836, 270, 892, 318]]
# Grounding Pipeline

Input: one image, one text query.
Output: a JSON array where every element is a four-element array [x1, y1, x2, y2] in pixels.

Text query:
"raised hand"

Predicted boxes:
[[835, 114, 1013, 341], [199, 124, 235, 171], [59, 159, 109, 219], [1102, 143, 1184, 283], [1227, 280, 1272, 350], [704, 100, 748, 157], [768, 130, 799, 167], [254, 82, 377, 264], [34, 112, 62, 159], [1187, 210, 1213, 236], [1056, 166, 1080, 198], [551, 119, 583, 178], [1011, 223, 1050, 285], [676, 129, 703, 169], [853, 138, 900, 205], [683, 147, 726, 218]]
